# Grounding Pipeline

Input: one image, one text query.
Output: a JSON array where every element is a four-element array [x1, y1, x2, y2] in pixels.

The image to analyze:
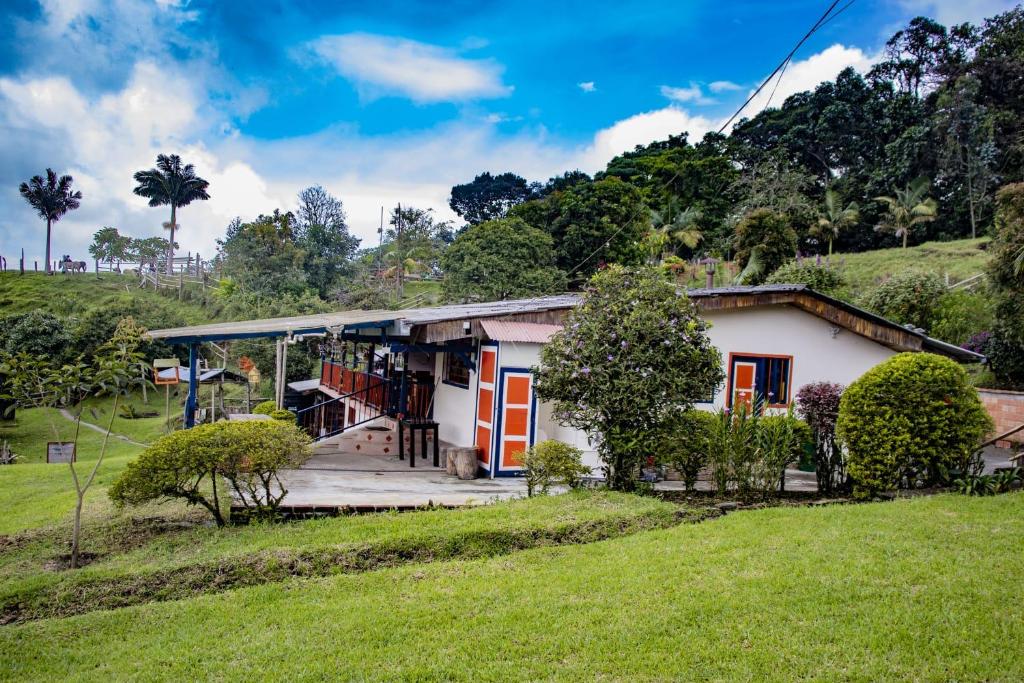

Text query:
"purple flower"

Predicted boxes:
[[620, 340, 628, 349], [607, 355, 614, 361], [581, 367, 591, 375]]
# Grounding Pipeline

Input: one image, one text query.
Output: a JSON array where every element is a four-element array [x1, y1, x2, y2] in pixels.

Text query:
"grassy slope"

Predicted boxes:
[[0, 272, 214, 322], [2, 493, 1021, 681], [0, 491, 678, 622]]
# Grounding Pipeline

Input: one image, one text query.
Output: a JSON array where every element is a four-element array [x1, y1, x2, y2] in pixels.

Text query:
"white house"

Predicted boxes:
[[149, 285, 981, 478]]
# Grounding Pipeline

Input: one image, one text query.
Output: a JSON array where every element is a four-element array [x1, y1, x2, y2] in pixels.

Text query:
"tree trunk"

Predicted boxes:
[[166, 204, 177, 275], [70, 491, 84, 568], [967, 181, 977, 240], [902, 230, 908, 249], [45, 218, 52, 274]]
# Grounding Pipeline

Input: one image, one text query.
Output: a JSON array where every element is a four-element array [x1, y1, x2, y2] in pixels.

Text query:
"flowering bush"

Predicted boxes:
[[796, 382, 846, 493], [837, 353, 992, 498], [534, 266, 724, 491], [962, 331, 992, 355]]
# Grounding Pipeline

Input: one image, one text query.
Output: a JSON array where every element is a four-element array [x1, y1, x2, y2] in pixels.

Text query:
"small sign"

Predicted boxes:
[[47, 442, 76, 464], [154, 358, 180, 386], [247, 367, 261, 385]]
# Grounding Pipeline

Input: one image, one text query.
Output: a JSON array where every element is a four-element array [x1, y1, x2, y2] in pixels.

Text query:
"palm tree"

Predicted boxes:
[[18, 169, 82, 274], [874, 177, 938, 249], [133, 154, 210, 274], [649, 200, 703, 261], [813, 188, 859, 256]]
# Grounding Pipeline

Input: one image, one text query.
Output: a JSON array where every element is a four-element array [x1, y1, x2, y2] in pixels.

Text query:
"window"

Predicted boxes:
[[728, 354, 792, 410], [443, 352, 471, 388]]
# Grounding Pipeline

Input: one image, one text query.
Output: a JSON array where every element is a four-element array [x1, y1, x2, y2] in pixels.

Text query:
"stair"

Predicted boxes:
[[315, 423, 436, 457]]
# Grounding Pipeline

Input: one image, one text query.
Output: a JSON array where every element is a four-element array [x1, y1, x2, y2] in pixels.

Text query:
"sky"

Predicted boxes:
[[0, 0, 1018, 268]]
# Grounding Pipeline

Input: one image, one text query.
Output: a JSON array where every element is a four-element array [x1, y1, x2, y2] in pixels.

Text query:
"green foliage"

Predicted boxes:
[[954, 469, 1021, 496], [796, 382, 847, 493], [534, 266, 723, 490], [132, 153, 210, 274], [704, 407, 810, 496], [0, 310, 74, 363], [733, 209, 797, 285], [859, 270, 946, 330], [252, 401, 277, 415], [521, 440, 589, 496], [930, 289, 997, 345], [663, 409, 718, 490], [874, 177, 939, 249], [110, 420, 312, 525], [986, 183, 1024, 388], [73, 294, 188, 360], [441, 217, 566, 301], [217, 210, 310, 297], [764, 259, 846, 294], [294, 185, 360, 298], [88, 226, 132, 265], [449, 172, 534, 225], [269, 409, 295, 421], [837, 352, 993, 497]]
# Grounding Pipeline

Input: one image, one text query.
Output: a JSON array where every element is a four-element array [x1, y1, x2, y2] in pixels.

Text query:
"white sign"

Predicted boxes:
[[47, 442, 76, 464]]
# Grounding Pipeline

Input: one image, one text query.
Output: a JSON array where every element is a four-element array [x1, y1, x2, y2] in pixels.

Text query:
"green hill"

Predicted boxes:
[[0, 272, 217, 324]]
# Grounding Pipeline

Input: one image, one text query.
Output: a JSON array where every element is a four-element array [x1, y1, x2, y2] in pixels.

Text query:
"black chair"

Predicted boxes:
[[398, 418, 440, 468]]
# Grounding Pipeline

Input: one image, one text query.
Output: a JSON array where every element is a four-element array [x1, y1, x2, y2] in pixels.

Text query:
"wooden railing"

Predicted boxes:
[[319, 359, 433, 421]]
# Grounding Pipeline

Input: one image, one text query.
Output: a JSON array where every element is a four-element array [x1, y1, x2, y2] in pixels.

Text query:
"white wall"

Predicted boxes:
[[701, 305, 896, 410], [431, 345, 478, 447]]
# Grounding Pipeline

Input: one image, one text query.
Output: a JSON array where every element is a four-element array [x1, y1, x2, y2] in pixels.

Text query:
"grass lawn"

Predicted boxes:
[[2, 493, 1021, 681], [1, 491, 678, 622]]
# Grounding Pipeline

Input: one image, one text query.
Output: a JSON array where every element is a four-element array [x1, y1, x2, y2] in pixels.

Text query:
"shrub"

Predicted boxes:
[[252, 400, 277, 415], [734, 209, 798, 285], [534, 266, 724, 491], [930, 290, 997, 346], [110, 420, 312, 524], [986, 184, 1024, 388], [859, 271, 946, 330], [703, 407, 809, 496], [664, 410, 719, 491], [0, 311, 74, 363], [522, 440, 590, 497], [764, 259, 846, 295], [269, 409, 296, 421], [836, 353, 993, 498], [796, 382, 846, 493]]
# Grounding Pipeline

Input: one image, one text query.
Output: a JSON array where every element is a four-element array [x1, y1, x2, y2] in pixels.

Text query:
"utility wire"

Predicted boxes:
[[564, 0, 852, 279]]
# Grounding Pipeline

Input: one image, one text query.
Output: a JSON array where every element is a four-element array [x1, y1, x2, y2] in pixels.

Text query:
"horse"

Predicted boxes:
[[60, 256, 86, 274]]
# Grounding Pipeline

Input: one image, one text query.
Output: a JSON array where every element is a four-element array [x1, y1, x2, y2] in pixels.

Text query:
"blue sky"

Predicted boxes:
[[0, 0, 1017, 265]]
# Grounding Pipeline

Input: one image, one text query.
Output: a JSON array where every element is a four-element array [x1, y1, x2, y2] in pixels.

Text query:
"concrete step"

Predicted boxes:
[[315, 425, 436, 457]]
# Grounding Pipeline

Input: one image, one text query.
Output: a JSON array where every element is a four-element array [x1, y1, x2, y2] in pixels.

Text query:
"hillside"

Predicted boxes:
[[0, 272, 217, 324]]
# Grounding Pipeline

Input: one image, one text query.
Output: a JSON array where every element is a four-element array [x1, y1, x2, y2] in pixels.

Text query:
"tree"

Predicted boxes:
[[449, 172, 534, 226], [933, 76, 998, 239], [18, 168, 82, 274], [88, 227, 132, 269], [382, 205, 453, 298], [548, 177, 649, 284], [294, 186, 360, 297], [986, 183, 1024, 388], [0, 310, 75, 362], [733, 209, 798, 285], [533, 266, 724, 491], [217, 211, 308, 296], [811, 189, 859, 256], [874, 177, 938, 248], [441, 217, 566, 301], [129, 236, 174, 271], [132, 154, 210, 274]]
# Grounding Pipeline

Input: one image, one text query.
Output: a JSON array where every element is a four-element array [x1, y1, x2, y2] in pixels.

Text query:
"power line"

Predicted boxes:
[[565, 0, 852, 278]]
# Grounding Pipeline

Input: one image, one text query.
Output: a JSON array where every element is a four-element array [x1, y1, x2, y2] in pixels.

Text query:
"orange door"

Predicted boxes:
[[498, 372, 533, 472], [732, 361, 757, 413], [475, 346, 497, 471]]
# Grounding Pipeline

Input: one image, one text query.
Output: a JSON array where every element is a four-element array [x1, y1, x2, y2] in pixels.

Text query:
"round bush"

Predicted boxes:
[[269, 409, 296, 421], [664, 409, 719, 491], [764, 260, 845, 295], [734, 209, 798, 285], [836, 353, 992, 497], [860, 271, 945, 330], [252, 400, 277, 415]]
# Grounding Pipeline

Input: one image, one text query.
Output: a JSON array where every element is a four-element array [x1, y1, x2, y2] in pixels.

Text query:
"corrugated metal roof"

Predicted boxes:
[[480, 320, 563, 343]]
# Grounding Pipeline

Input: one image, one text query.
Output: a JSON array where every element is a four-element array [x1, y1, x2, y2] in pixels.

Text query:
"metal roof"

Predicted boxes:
[[480, 320, 563, 344]]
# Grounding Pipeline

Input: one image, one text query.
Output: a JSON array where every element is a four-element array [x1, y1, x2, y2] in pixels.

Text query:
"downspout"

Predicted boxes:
[[185, 342, 199, 428]]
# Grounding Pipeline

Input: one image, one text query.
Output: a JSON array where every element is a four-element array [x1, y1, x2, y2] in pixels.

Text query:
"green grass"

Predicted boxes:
[[0, 491, 678, 623], [1, 493, 1021, 680], [0, 272, 215, 322], [0, 407, 145, 534], [833, 237, 991, 300]]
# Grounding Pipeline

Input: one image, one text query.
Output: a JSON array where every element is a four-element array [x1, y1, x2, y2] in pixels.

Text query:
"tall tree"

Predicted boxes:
[[449, 172, 534, 226], [383, 205, 453, 298], [294, 186, 360, 297], [132, 154, 210, 274], [88, 227, 132, 269], [216, 211, 308, 296], [18, 169, 82, 274], [874, 177, 939, 248]]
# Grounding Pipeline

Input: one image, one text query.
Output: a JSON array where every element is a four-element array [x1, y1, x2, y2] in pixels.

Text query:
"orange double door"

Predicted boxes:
[[474, 344, 536, 477]]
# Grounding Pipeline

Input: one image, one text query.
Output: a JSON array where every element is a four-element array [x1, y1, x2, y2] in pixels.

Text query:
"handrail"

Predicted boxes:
[[296, 376, 392, 441]]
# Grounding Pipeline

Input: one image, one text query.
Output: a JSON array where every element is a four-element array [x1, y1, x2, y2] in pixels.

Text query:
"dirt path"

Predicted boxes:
[[58, 409, 148, 448]]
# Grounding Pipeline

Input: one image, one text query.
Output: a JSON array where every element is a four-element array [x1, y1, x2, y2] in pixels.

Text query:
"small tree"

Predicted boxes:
[[837, 352, 992, 497], [987, 183, 1024, 388], [534, 266, 724, 490], [521, 440, 589, 496], [811, 188, 859, 256], [664, 409, 718, 491], [796, 382, 846, 494], [88, 227, 132, 270], [860, 270, 946, 330], [874, 177, 938, 249], [733, 209, 798, 285], [441, 217, 566, 301]]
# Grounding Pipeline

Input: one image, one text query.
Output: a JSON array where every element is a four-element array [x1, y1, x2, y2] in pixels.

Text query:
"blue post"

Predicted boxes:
[[185, 342, 199, 428]]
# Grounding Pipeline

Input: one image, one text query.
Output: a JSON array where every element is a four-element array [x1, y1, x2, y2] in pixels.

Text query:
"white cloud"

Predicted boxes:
[[894, 0, 1018, 26], [578, 81, 596, 93], [308, 33, 512, 103], [708, 80, 742, 93], [660, 82, 715, 105], [578, 107, 719, 171]]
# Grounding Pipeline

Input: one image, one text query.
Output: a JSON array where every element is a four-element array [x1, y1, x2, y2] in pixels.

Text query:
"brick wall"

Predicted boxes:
[[978, 388, 1024, 448]]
